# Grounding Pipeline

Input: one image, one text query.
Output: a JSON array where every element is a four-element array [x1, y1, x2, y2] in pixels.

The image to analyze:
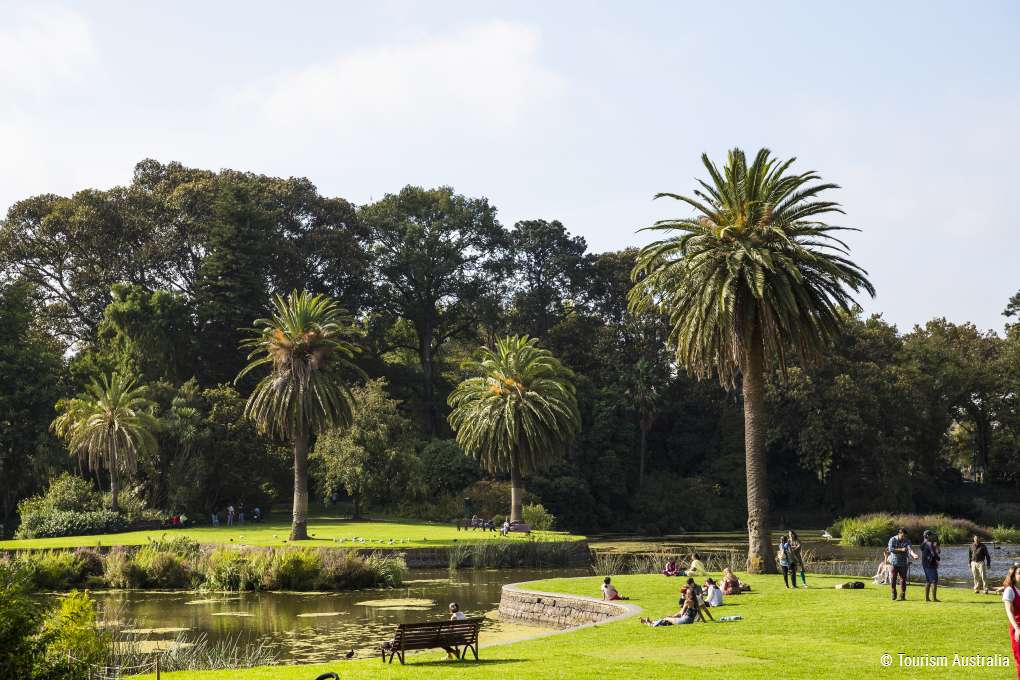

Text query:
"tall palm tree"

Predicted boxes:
[[51, 372, 159, 513], [236, 290, 362, 540], [629, 148, 875, 572], [448, 336, 580, 522]]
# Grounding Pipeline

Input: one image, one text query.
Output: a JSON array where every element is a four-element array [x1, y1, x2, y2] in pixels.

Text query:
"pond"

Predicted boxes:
[[93, 567, 587, 663]]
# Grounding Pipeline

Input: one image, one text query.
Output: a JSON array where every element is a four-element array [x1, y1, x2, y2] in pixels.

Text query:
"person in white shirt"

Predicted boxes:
[[705, 578, 724, 607], [449, 602, 466, 620]]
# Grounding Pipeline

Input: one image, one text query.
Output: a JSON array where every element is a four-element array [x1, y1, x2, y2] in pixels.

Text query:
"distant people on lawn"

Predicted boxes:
[[211, 510, 220, 527], [601, 576, 629, 601], [920, 530, 941, 602], [722, 567, 750, 595], [662, 557, 680, 577], [501, 519, 510, 536], [1001, 564, 1020, 676], [887, 527, 919, 600], [686, 553, 706, 576], [873, 549, 892, 585], [778, 535, 797, 588], [970, 534, 992, 594], [227, 505, 235, 526], [788, 530, 806, 587]]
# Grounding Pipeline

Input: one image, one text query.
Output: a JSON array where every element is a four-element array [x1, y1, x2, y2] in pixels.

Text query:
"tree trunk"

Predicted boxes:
[[418, 323, 437, 434], [509, 458, 524, 523], [109, 437, 120, 513], [290, 429, 310, 540], [352, 494, 361, 520], [638, 424, 648, 490], [741, 332, 774, 573]]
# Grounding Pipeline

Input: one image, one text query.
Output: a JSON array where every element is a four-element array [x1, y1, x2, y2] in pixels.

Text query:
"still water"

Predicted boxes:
[[94, 568, 586, 663]]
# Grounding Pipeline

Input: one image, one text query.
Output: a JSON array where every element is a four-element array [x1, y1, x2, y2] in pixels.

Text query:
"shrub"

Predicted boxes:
[[36, 590, 110, 677], [41, 473, 104, 512], [135, 549, 192, 589], [267, 549, 322, 590], [204, 548, 268, 591], [991, 525, 1020, 543], [73, 548, 105, 578], [0, 559, 41, 677], [19, 550, 87, 590], [103, 549, 146, 589], [834, 513, 990, 546], [361, 552, 406, 587], [16, 509, 128, 539], [523, 503, 555, 531]]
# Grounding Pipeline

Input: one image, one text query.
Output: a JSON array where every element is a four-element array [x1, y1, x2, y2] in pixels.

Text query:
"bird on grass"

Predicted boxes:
[[345, 649, 355, 659]]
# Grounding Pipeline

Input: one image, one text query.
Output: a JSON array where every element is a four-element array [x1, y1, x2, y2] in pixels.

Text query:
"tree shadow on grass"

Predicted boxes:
[[406, 658, 525, 667]]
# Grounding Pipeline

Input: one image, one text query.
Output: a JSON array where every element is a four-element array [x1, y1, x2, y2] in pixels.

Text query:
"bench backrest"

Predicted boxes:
[[393, 618, 483, 649]]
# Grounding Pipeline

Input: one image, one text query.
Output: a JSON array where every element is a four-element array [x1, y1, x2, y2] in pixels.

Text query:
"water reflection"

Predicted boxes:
[[94, 568, 585, 663]]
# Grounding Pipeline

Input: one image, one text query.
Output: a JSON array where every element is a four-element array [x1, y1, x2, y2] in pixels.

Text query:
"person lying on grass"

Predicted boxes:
[[642, 589, 699, 627], [601, 576, 630, 601]]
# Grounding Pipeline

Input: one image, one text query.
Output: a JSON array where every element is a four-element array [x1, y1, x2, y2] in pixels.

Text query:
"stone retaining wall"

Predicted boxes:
[[498, 582, 632, 628]]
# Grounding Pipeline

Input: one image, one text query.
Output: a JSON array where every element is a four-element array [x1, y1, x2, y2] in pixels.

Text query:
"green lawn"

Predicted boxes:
[[128, 572, 1014, 680], [0, 516, 582, 550]]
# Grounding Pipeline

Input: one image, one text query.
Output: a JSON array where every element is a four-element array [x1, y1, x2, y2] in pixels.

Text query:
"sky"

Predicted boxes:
[[1, 1, 1018, 333]]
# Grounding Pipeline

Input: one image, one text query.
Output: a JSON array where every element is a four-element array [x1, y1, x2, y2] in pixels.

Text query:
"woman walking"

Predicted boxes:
[[789, 530, 806, 587], [1001, 564, 1020, 678]]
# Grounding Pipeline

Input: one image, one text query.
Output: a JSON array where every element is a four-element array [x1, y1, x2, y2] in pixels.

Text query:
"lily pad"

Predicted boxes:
[[211, 612, 254, 617], [122, 627, 191, 635], [355, 597, 436, 608], [295, 612, 343, 618]]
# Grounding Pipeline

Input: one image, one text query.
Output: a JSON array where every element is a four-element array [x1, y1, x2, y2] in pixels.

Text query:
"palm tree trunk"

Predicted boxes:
[[291, 429, 310, 540], [110, 436, 120, 513], [509, 458, 524, 523], [742, 333, 774, 573], [638, 424, 648, 490]]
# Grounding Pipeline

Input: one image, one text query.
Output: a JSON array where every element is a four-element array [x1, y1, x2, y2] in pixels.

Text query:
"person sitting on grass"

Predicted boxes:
[[722, 567, 750, 595], [601, 576, 629, 601], [662, 557, 680, 577], [684, 578, 714, 621], [641, 589, 698, 627], [686, 553, 707, 576], [704, 578, 724, 607], [873, 549, 892, 585]]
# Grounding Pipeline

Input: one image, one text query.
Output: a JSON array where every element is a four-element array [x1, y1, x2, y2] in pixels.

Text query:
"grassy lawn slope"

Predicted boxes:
[[129, 572, 1013, 679], [0, 516, 582, 550]]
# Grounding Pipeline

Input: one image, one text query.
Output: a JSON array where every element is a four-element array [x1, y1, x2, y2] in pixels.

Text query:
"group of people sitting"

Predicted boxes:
[[661, 552, 706, 577], [599, 564, 751, 628]]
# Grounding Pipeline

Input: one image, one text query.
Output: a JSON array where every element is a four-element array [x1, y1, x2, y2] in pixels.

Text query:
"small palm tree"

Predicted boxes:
[[448, 336, 580, 522], [51, 372, 159, 512], [630, 148, 875, 572], [236, 290, 362, 540]]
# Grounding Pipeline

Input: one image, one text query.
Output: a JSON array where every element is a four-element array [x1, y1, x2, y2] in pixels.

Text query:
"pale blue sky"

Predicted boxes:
[[2, 1, 1017, 332]]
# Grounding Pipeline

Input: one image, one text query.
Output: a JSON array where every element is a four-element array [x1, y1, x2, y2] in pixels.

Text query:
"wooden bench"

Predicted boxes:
[[379, 618, 483, 664]]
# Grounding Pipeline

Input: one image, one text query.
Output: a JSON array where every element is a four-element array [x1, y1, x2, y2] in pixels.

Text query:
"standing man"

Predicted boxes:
[[969, 534, 992, 593], [887, 527, 919, 601], [920, 530, 941, 602]]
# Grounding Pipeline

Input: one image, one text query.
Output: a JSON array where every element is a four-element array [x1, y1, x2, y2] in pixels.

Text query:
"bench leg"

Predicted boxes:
[[468, 642, 478, 660]]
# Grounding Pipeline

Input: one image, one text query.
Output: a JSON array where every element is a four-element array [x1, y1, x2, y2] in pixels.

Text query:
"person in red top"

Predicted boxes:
[[1002, 563, 1020, 678]]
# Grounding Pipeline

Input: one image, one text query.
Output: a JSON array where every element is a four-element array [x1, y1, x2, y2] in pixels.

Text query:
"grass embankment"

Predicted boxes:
[[0, 516, 583, 550], [129, 572, 1013, 680]]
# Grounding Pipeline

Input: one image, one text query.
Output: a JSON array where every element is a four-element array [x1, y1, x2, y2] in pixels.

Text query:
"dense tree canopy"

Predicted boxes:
[[1, 157, 1017, 540]]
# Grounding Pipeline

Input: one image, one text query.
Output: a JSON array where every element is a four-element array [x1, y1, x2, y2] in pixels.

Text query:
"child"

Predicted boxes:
[[601, 576, 629, 601]]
